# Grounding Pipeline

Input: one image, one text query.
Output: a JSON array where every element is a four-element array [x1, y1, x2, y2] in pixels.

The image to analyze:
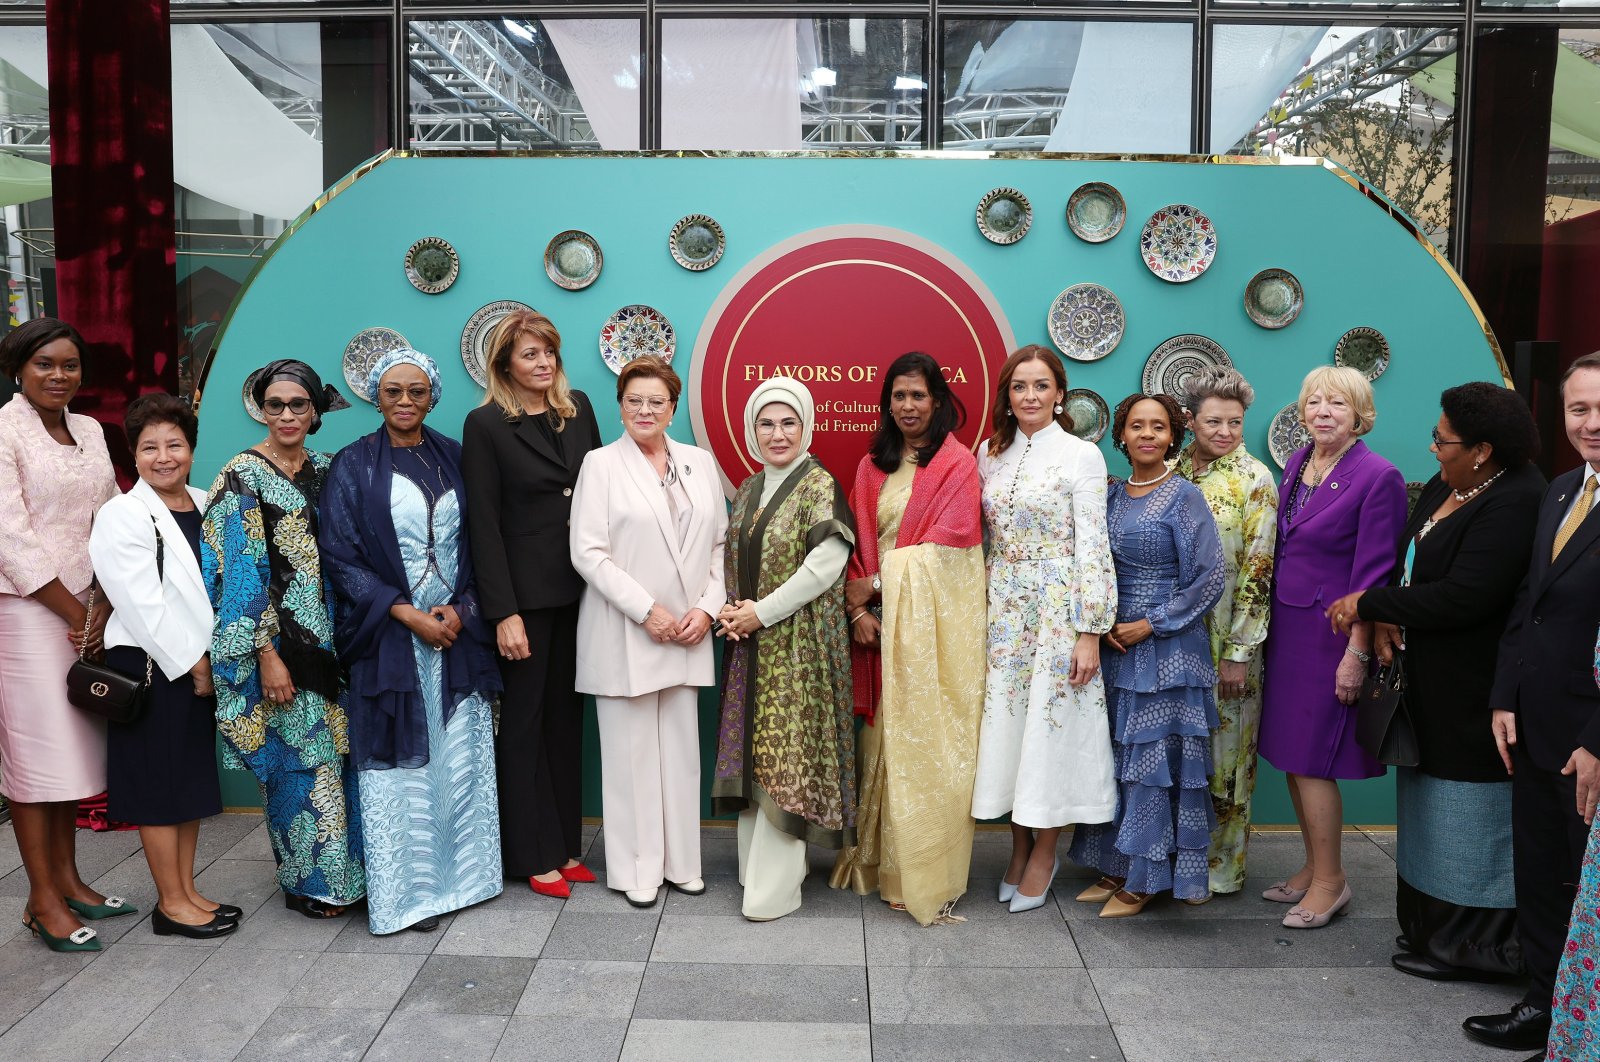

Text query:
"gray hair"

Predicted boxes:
[[1183, 367, 1257, 412]]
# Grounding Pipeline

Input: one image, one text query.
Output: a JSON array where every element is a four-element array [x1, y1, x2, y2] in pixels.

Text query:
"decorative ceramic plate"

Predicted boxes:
[[1063, 388, 1110, 444], [599, 304, 675, 374], [1268, 401, 1314, 469], [242, 368, 268, 424], [1244, 268, 1304, 329], [460, 301, 535, 388], [545, 230, 603, 290], [1142, 334, 1234, 406], [405, 236, 459, 295], [669, 214, 725, 271], [1406, 480, 1427, 516], [343, 326, 411, 403], [1335, 326, 1391, 380], [1066, 182, 1126, 243], [1047, 284, 1125, 363], [1139, 204, 1217, 283], [976, 187, 1032, 245]]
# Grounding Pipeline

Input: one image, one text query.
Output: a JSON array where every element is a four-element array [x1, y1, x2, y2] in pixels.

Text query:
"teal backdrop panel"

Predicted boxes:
[[198, 151, 1506, 823]]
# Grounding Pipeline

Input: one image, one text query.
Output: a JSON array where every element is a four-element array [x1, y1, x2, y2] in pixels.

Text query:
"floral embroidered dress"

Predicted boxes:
[[1068, 475, 1227, 900], [1175, 444, 1277, 894], [1546, 627, 1600, 1061], [202, 450, 364, 906], [972, 421, 1118, 828]]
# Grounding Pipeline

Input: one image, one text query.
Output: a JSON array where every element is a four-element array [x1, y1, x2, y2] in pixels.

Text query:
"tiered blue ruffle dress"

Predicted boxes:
[[1068, 475, 1226, 900]]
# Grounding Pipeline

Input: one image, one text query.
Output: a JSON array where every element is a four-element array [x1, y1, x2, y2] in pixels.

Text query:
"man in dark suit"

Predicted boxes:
[[1467, 351, 1600, 1059]]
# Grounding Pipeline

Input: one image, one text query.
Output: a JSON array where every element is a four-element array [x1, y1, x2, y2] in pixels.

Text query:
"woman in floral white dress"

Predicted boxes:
[[971, 346, 1118, 913]]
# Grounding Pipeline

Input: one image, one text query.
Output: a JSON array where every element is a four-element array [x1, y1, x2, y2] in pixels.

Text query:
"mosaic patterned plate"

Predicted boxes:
[[1066, 182, 1126, 243], [599, 304, 675, 374], [1142, 334, 1233, 406], [405, 236, 459, 295], [976, 187, 1032, 245], [242, 367, 268, 424], [460, 300, 535, 388], [669, 214, 725, 271], [1047, 284, 1124, 363], [1244, 268, 1304, 329], [1139, 204, 1217, 283], [545, 230, 603, 290], [343, 326, 411, 404], [1335, 326, 1391, 380], [1268, 401, 1314, 469], [1063, 388, 1110, 444]]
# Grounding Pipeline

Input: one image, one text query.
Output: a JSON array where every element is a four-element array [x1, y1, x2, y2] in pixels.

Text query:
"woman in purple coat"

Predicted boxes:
[[1258, 366, 1407, 929]]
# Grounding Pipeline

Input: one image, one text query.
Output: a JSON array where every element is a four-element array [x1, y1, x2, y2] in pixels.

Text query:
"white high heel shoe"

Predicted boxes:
[[997, 879, 1018, 903], [1008, 858, 1060, 913]]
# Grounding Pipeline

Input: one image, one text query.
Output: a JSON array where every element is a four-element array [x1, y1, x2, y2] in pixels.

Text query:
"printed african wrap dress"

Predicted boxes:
[[972, 422, 1118, 828], [1174, 444, 1277, 894], [202, 450, 365, 906], [1546, 629, 1600, 1062]]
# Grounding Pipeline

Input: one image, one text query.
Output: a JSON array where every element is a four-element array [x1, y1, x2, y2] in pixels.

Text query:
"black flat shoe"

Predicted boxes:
[[410, 915, 440, 933], [152, 908, 237, 939], [1391, 952, 1508, 983], [283, 893, 348, 919], [208, 903, 242, 921], [1462, 1003, 1551, 1051], [1394, 934, 1413, 952]]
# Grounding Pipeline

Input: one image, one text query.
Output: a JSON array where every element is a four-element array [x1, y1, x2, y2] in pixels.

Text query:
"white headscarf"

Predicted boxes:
[[743, 376, 815, 468]]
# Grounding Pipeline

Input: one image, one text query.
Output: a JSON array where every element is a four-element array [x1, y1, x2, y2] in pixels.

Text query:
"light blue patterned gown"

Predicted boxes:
[[358, 471, 503, 934]]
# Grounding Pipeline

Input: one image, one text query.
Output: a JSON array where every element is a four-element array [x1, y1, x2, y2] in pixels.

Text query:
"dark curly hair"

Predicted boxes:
[[0, 317, 85, 379], [869, 351, 966, 474], [125, 393, 198, 450], [1111, 392, 1187, 461], [1438, 381, 1539, 470]]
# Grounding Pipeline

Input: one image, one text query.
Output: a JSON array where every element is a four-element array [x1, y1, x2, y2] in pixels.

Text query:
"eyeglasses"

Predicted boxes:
[[262, 397, 313, 416], [1430, 428, 1466, 448], [379, 385, 431, 404], [623, 395, 670, 413], [756, 418, 802, 436]]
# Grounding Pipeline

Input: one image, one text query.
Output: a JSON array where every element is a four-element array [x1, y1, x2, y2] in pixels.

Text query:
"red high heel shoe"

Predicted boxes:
[[558, 863, 596, 884], [528, 875, 571, 899]]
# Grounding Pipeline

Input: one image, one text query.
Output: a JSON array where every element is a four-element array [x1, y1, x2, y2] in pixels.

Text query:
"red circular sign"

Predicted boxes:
[[689, 226, 1015, 496]]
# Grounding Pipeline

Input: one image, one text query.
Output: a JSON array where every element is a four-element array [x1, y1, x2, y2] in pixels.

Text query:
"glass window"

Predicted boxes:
[[408, 18, 641, 151], [1211, 24, 1459, 251], [941, 19, 1193, 153], [0, 23, 49, 336], [661, 18, 924, 150]]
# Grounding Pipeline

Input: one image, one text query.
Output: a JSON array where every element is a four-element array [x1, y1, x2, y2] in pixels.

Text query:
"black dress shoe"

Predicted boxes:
[[209, 903, 242, 921], [410, 915, 440, 933], [1462, 1003, 1551, 1051], [1391, 952, 1509, 984], [1394, 934, 1413, 952], [152, 908, 237, 939]]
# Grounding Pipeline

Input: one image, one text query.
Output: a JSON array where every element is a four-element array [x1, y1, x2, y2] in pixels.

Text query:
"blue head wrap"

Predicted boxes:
[[367, 348, 442, 407]]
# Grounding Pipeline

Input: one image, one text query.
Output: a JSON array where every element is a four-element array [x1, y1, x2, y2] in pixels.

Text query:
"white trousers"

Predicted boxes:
[[736, 808, 809, 921], [596, 686, 702, 891]]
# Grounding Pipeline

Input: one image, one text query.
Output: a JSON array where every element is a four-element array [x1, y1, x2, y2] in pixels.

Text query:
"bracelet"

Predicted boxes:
[[1344, 645, 1371, 663], [849, 610, 870, 624]]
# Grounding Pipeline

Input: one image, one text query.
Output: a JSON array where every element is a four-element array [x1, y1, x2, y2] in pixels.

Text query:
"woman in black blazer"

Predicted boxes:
[[1327, 382, 1543, 982], [461, 309, 601, 897]]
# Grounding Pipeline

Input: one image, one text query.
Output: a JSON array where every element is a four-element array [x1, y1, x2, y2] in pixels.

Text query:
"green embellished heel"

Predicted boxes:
[[65, 896, 139, 920], [23, 915, 101, 953]]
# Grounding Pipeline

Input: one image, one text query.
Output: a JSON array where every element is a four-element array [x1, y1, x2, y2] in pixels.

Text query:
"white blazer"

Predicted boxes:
[[89, 479, 212, 681], [571, 435, 727, 698]]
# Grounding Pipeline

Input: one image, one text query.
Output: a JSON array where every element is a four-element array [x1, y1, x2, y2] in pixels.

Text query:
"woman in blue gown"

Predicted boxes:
[[1069, 392, 1226, 917], [321, 349, 505, 934]]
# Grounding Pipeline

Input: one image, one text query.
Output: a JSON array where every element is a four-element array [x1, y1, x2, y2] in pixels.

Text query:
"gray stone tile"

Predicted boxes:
[[1112, 1021, 1513, 1062], [326, 910, 455, 954], [434, 905, 558, 959], [619, 1019, 871, 1062], [514, 959, 644, 1020], [870, 1023, 1126, 1062], [866, 914, 1082, 969], [108, 946, 317, 1061], [655, 874, 863, 920], [397, 954, 536, 1015], [1053, 874, 1398, 922], [859, 882, 1040, 923], [192, 813, 266, 870], [1244, 833, 1397, 878], [0, 866, 27, 898], [541, 911, 661, 961], [633, 962, 867, 1023], [0, 894, 25, 947], [650, 915, 865, 966], [0, 940, 182, 1055], [219, 892, 354, 952], [280, 950, 425, 1009], [234, 1006, 389, 1061], [493, 1016, 628, 1062], [558, 879, 659, 915], [72, 828, 147, 884], [365, 1011, 509, 1061], [220, 821, 275, 861], [869, 966, 1106, 1025], [193, 856, 281, 921], [0, 828, 19, 879], [1069, 912, 1405, 969]]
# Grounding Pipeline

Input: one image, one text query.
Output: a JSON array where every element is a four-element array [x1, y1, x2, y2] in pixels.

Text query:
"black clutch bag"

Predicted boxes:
[[65, 519, 162, 725], [1355, 655, 1418, 767]]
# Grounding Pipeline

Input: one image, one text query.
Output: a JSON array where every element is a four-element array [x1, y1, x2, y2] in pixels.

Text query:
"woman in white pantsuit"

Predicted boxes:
[[571, 355, 727, 908]]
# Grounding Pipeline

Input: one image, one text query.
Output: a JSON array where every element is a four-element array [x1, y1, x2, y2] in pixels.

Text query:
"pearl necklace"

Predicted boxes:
[[1452, 467, 1505, 503], [1127, 467, 1172, 488]]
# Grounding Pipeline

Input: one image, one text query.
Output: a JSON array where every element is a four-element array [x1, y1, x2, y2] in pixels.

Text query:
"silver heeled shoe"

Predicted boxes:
[[1008, 858, 1059, 913], [997, 879, 1018, 903]]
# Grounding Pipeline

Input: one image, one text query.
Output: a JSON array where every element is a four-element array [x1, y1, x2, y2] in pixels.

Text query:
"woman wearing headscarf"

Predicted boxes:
[[321, 350, 505, 934], [202, 358, 365, 918], [713, 377, 856, 921], [829, 351, 987, 926]]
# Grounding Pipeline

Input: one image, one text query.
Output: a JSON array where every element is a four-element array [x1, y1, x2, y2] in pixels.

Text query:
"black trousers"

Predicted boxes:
[[1512, 740, 1592, 1009], [496, 603, 585, 877]]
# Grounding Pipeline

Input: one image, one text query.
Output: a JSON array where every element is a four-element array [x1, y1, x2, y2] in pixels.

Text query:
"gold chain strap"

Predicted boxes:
[[77, 587, 96, 661]]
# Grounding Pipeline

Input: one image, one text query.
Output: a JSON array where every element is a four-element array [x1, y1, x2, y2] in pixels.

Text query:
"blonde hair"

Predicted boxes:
[[481, 310, 577, 427], [1297, 365, 1377, 435]]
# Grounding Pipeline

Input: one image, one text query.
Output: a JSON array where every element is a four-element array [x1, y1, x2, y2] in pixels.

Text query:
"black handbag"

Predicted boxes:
[[66, 517, 162, 725], [1355, 654, 1418, 767]]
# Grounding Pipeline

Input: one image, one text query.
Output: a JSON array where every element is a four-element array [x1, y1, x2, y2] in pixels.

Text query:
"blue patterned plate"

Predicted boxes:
[[1268, 401, 1313, 469], [1140, 204, 1217, 283], [1047, 284, 1124, 363]]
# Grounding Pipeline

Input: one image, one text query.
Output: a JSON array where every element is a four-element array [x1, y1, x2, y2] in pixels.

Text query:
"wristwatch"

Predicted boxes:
[[871, 573, 881, 594]]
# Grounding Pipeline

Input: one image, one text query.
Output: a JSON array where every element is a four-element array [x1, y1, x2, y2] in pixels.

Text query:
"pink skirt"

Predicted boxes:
[[0, 593, 106, 802]]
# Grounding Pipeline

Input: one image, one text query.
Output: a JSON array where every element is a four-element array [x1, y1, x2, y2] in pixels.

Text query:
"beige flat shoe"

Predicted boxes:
[[1076, 876, 1122, 903], [1099, 889, 1154, 918]]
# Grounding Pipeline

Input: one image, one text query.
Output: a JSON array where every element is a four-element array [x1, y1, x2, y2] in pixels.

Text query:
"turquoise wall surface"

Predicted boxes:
[[197, 152, 1505, 823]]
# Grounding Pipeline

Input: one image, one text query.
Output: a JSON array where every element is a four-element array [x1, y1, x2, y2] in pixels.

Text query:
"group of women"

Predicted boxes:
[[0, 309, 1580, 981]]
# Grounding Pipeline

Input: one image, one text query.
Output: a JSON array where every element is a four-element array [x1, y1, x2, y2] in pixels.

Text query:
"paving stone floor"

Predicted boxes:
[[0, 815, 1531, 1061]]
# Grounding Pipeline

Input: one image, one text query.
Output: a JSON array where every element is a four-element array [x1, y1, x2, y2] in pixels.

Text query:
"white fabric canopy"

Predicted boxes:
[[1209, 25, 1329, 153], [544, 20, 642, 151], [1044, 22, 1192, 154], [660, 19, 802, 151]]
